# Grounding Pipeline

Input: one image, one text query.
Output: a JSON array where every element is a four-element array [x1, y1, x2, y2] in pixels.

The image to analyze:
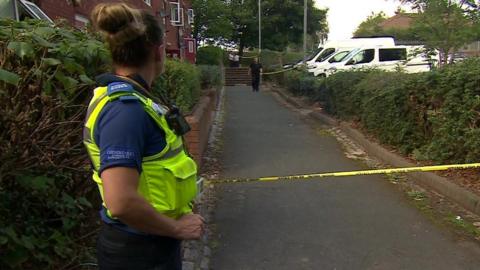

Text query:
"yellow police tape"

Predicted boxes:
[[207, 163, 480, 184], [239, 55, 258, 59], [262, 67, 295, 75]]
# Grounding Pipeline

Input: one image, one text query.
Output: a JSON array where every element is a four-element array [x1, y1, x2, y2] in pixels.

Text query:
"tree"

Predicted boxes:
[[192, 0, 233, 43], [233, 0, 328, 53], [401, 0, 479, 12], [353, 11, 420, 40], [409, 0, 479, 65], [355, 1, 479, 64], [353, 12, 388, 37], [399, 0, 480, 37], [192, 0, 328, 53], [228, 0, 258, 54]]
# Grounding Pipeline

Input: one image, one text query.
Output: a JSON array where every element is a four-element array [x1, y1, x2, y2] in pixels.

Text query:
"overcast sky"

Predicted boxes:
[[314, 0, 413, 40]]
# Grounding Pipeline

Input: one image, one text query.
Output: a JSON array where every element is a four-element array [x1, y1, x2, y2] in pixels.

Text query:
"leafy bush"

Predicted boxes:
[[352, 71, 429, 154], [153, 59, 201, 112], [241, 49, 304, 70], [0, 19, 109, 269], [284, 70, 324, 100], [320, 70, 370, 117], [196, 46, 224, 65], [284, 59, 480, 163], [257, 50, 283, 70], [0, 19, 205, 269], [282, 51, 305, 64], [197, 65, 222, 90], [421, 59, 480, 162]]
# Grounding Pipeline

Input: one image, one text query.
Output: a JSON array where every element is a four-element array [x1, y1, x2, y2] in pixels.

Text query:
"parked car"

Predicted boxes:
[[308, 49, 354, 74], [289, 47, 325, 69], [311, 50, 353, 77], [303, 37, 396, 70], [317, 45, 433, 77]]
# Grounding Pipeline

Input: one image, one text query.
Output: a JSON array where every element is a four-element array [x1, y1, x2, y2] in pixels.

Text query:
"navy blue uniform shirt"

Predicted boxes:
[[94, 74, 167, 234], [94, 74, 167, 175]]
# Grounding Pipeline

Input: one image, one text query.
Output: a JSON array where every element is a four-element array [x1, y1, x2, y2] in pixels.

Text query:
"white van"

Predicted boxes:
[[304, 38, 396, 70], [285, 47, 324, 69], [319, 45, 433, 77], [311, 49, 354, 76]]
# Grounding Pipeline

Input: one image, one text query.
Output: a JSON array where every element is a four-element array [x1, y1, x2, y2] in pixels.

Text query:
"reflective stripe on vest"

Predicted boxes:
[[83, 85, 197, 219]]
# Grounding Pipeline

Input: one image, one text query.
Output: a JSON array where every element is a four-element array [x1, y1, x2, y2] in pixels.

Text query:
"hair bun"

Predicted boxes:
[[91, 3, 146, 46]]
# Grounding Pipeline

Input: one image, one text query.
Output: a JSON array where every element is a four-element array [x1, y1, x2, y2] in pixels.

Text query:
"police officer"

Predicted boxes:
[[84, 3, 204, 269], [249, 57, 263, 92]]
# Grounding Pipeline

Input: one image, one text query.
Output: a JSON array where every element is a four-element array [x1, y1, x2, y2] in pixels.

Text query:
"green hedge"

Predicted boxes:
[[0, 19, 204, 269], [196, 46, 223, 65], [197, 65, 222, 90], [284, 70, 324, 100], [285, 59, 480, 163], [0, 19, 109, 269], [153, 59, 201, 112]]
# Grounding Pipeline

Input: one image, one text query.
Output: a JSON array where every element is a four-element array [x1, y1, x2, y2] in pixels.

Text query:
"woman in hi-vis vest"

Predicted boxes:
[[84, 3, 204, 269]]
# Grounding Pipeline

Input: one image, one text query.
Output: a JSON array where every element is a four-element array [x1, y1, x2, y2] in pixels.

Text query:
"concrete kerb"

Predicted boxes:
[[182, 86, 225, 270], [271, 87, 480, 216]]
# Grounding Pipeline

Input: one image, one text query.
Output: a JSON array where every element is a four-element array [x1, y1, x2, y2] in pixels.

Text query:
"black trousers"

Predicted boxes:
[[252, 76, 260, 91], [97, 224, 182, 270]]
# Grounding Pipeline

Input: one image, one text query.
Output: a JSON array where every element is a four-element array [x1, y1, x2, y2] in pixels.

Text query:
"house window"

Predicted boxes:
[[144, 0, 152, 6], [187, 9, 194, 24], [170, 2, 180, 24], [18, 0, 53, 23], [170, 7, 184, 26], [177, 8, 184, 26]]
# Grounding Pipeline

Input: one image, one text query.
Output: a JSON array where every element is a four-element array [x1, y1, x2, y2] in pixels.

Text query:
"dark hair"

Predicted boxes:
[[91, 3, 163, 67]]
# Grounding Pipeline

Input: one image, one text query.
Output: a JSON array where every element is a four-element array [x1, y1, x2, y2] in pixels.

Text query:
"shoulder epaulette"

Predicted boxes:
[[107, 82, 134, 96]]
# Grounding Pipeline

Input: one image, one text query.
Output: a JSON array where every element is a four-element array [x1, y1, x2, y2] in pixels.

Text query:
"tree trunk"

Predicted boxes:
[[440, 48, 450, 67], [239, 38, 245, 56], [449, 48, 457, 64]]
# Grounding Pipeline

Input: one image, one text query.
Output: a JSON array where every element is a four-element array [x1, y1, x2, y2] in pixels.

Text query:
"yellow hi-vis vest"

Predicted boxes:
[[83, 82, 197, 219]]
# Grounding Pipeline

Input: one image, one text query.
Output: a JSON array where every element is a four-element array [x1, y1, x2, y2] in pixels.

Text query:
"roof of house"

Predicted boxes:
[[379, 13, 417, 30]]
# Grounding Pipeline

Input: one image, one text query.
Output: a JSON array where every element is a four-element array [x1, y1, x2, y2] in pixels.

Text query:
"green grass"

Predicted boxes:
[[445, 214, 480, 238]]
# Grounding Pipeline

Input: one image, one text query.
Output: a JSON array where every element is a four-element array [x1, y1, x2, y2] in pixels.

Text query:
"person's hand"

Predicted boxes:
[[174, 213, 205, 240]]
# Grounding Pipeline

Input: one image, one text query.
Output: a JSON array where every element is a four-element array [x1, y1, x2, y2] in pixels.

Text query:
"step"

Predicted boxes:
[[225, 78, 251, 81], [225, 73, 250, 76]]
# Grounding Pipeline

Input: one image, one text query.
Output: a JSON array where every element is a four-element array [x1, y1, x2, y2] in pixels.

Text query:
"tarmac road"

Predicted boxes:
[[211, 86, 480, 270]]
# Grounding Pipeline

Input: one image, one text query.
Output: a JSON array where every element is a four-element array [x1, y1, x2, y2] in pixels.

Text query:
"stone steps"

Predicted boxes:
[[225, 67, 251, 86]]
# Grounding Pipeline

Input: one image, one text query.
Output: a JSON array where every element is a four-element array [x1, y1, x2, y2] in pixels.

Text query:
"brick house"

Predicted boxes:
[[2, 0, 196, 63]]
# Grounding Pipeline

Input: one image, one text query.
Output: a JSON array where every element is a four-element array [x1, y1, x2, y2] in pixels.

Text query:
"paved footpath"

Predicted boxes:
[[211, 86, 480, 270]]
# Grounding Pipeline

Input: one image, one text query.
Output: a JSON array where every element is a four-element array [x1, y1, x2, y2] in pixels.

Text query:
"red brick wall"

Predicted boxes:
[[37, 0, 194, 60], [36, 0, 154, 24], [185, 90, 219, 167]]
